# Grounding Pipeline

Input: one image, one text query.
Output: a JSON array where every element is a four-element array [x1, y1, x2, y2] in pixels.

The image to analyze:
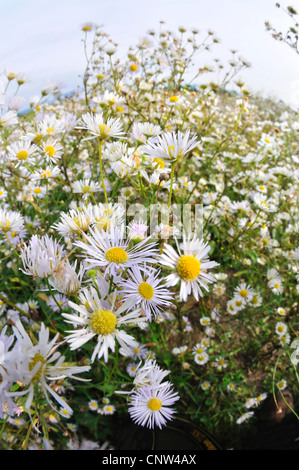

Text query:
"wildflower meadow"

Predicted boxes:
[[0, 8, 298, 452]]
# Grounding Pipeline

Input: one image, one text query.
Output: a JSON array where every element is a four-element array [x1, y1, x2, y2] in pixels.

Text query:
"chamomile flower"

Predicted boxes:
[[143, 130, 199, 163], [128, 382, 179, 429], [20, 234, 65, 279], [234, 282, 254, 304], [62, 286, 144, 363], [200, 380, 211, 391], [52, 207, 92, 238], [7, 320, 90, 421], [236, 411, 254, 424], [7, 140, 38, 167], [277, 379, 287, 390], [74, 223, 158, 276], [41, 137, 63, 164], [275, 321, 288, 337], [88, 400, 99, 411], [32, 166, 61, 180], [127, 362, 139, 377], [213, 356, 227, 371], [269, 277, 283, 295], [77, 111, 124, 141], [118, 265, 173, 321], [159, 234, 219, 302], [0, 208, 26, 247], [277, 307, 286, 317], [194, 351, 209, 365], [101, 404, 116, 415], [72, 179, 102, 199]]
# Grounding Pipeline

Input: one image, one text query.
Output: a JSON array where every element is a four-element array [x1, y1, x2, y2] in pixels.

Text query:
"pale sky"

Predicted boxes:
[[1, 0, 299, 107]]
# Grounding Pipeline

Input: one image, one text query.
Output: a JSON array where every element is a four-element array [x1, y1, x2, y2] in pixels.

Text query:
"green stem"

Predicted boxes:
[[99, 140, 109, 206]]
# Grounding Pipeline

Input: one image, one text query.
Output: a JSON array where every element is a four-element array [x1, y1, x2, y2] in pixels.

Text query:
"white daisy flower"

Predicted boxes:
[[41, 137, 63, 164], [6, 320, 90, 421], [20, 234, 65, 279], [236, 411, 254, 424], [62, 286, 144, 363], [194, 351, 209, 365], [275, 321, 288, 337], [128, 382, 179, 429], [71, 179, 102, 199], [0, 208, 27, 247], [143, 130, 199, 163], [74, 224, 158, 276], [159, 234, 219, 302], [234, 282, 254, 304], [88, 399, 98, 411], [7, 140, 38, 167], [118, 265, 173, 321], [32, 166, 61, 180], [269, 277, 283, 295], [77, 111, 124, 141], [52, 207, 92, 238], [277, 379, 287, 390]]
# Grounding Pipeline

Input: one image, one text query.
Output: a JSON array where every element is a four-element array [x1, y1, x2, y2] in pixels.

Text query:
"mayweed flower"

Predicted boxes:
[[159, 234, 219, 301], [62, 286, 144, 362], [20, 234, 65, 279], [0, 208, 26, 247], [77, 111, 124, 141], [6, 321, 90, 421], [74, 223, 158, 276], [236, 411, 254, 424], [128, 382, 179, 430], [7, 140, 38, 167], [143, 130, 199, 163], [126, 359, 180, 430], [41, 137, 63, 163], [118, 265, 173, 321]]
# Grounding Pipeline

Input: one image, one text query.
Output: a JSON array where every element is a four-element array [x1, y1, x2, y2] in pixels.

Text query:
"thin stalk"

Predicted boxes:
[[99, 140, 108, 206]]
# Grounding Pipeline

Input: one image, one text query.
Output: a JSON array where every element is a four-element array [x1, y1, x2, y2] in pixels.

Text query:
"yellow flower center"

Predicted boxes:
[[153, 158, 165, 169], [0, 219, 11, 232], [169, 95, 179, 103], [264, 138, 270, 144], [71, 216, 90, 233], [196, 347, 204, 354], [81, 185, 91, 193], [89, 309, 117, 335], [262, 238, 269, 245], [45, 145, 56, 157], [240, 289, 248, 298], [105, 247, 128, 264], [16, 150, 29, 160], [34, 188, 42, 194], [138, 282, 154, 300], [278, 325, 284, 332], [251, 296, 258, 304], [148, 398, 162, 411], [46, 127, 55, 134], [177, 255, 201, 281], [98, 123, 110, 139], [130, 64, 138, 72], [29, 353, 45, 383], [95, 217, 111, 231], [274, 283, 280, 289], [41, 170, 51, 178]]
